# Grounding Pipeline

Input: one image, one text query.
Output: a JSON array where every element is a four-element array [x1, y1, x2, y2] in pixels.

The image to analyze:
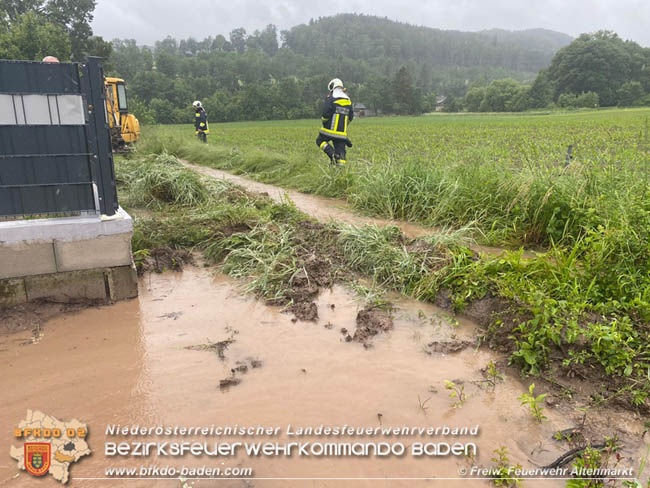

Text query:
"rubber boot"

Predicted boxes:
[[319, 141, 335, 165], [333, 154, 347, 167]]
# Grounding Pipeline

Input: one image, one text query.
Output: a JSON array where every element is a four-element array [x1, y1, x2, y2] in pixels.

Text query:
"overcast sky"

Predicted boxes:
[[91, 0, 650, 47]]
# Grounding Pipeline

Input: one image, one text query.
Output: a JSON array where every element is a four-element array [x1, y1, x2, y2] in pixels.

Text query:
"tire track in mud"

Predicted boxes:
[[180, 159, 538, 258]]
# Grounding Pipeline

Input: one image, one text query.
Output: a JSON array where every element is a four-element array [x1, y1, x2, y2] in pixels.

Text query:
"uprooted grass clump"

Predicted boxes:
[[115, 153, 650, 411]]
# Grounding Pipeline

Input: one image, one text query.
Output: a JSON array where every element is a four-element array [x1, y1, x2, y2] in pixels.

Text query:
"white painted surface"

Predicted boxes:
[[0, 207, 133, 244]]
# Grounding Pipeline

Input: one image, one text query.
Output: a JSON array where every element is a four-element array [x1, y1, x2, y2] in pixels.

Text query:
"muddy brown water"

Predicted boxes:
[[180, 160, 538, 259], [2, 267, 647, 487]]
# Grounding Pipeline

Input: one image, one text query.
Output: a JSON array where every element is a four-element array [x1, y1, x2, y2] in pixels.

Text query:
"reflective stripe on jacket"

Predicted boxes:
[[319, 96, 353, 139], [194, 108, 209, 133]]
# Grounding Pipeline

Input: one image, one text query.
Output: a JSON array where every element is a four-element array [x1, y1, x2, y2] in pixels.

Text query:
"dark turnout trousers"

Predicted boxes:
[[316, 133, 347, 164]]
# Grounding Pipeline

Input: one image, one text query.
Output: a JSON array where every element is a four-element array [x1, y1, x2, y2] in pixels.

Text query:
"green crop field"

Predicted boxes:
[[141, 108, 650, 246], [130, 108, 650, 408]]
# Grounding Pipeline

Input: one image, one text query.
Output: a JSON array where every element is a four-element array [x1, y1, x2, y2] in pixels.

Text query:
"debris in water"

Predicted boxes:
[[219, 377, 241, 389], [136, 247, 193, 275], [425, 339, 475, 354], [353, 306, 393, 343], [324, 322, 334, 329], [288, 301, 318, 322], [231, 363, 248, 374], [158, 311, 183, 320], [185, 338, 234, 360]]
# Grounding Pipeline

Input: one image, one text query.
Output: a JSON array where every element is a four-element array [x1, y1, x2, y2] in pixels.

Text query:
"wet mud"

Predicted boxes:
[[136, 247, 194, 275], [2, 267, 648, 487], [353, 306, 394, 344]]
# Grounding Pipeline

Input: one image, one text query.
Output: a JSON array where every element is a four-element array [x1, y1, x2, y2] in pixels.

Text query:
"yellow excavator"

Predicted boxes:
[[104, 77, 140, 150]]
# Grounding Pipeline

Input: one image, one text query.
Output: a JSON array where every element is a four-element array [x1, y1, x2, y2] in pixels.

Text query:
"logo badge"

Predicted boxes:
[[24, 443, 50, 477]]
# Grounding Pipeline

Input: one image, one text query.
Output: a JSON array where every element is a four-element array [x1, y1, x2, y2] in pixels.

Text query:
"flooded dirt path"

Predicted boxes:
[[180, 160, 537, 258], [2, 267, 647, 487]]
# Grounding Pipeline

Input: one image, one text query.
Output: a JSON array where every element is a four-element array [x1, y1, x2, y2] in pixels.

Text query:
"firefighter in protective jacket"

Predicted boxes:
[[193, 100, 209, 143], [316, 78, 353, 166]]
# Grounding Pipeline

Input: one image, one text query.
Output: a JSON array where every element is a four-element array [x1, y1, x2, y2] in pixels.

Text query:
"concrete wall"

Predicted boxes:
[[0, 208, 138, 308]]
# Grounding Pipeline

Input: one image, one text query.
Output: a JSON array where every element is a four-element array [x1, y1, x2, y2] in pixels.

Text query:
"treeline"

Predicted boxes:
[[107, 14, 571, 124], [118, 24, 649, 123], [3, 6, 649, 120], [452, 31, 650, 113]]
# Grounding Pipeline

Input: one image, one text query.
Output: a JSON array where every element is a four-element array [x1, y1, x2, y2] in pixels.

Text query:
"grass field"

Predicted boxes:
[[141, 109, 650, 246], [128, 108, 650, 409]]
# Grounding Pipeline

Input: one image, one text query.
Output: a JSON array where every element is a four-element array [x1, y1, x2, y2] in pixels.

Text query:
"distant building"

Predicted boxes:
[[435, 96, 447, 112], [353, 102, 376, 117]]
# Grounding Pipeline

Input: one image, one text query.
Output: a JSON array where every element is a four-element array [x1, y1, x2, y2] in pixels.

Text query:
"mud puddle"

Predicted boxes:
[[2, 267, 647, 487], [180, 160, 538, 258]]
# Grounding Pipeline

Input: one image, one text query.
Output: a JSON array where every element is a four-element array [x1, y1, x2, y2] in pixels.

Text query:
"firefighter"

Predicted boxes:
[[316, 78, 353, 166], [193, 100, 209, 143]]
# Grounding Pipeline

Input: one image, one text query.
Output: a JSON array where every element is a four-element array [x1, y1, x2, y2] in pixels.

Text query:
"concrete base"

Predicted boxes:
[[0, 208, 138, 308], [0, 265, 139, 308]]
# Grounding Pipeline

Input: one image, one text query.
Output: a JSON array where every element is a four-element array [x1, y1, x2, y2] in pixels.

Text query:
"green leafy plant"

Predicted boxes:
[[490, 446, 522, 487], [518, 383, 547, 422], [567, 439, 621, 488], [444, 380, 467, 408], [484, 360, 505, 390]]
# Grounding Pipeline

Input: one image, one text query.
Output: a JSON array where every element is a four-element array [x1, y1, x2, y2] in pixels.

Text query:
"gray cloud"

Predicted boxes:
[[91, 0, 650, 46]]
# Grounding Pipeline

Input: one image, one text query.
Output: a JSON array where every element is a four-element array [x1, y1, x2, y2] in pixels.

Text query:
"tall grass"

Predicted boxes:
[[119, 152, 211, 207]]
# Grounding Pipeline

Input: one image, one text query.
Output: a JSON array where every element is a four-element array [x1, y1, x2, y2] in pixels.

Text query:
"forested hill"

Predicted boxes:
[[103, 13, 576, 123], [282, 15, 572, 73]]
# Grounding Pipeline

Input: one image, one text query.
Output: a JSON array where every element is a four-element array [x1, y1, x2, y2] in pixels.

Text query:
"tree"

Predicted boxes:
[[45, 0, 97, 60], [392, 66, 420, 114], [155, 51, 177, 77], [617, 81, 645, 106], [506, 86, 532, 112], [557, 91, 599, 109], [229, 28, 246, 54], [0, 0, 45, 22], [150, 97, 175, 124], [0, 11, 71, 60], [258, 24, 278, 57], [0, 0, 108, 61], [480, 79, 524, 112], [85, 35, 112, 61], [546, 31, 648, 106], [464, 87, 486, 112], [130, 70, 175, 103], [420, 92, 437, 113], [528, 69, 554, 108]]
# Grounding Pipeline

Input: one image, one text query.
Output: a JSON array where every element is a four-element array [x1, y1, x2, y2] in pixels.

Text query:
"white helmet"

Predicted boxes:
[[328, 78, 343, 91], [192, 100, 202, 108]]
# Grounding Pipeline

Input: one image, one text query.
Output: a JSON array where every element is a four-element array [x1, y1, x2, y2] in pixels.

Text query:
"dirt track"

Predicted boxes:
[[180, 160, 539, 259]]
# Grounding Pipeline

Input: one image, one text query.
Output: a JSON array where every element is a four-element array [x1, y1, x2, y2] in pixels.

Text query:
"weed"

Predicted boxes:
[[567, 439, 621, 488], [490, 446, 523, 487], [444, 380, 467, 408], [417, 395, 432, 414], [518, 383, 547, 422], [484, 360, 505, 391]]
